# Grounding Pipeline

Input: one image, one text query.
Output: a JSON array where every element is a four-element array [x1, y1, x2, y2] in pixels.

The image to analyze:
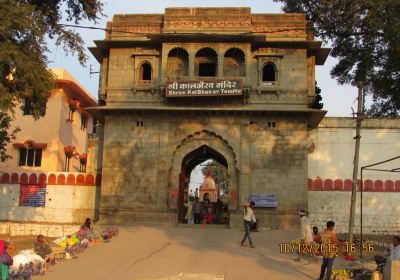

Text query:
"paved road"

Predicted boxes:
[[41, 225, 321, 280]]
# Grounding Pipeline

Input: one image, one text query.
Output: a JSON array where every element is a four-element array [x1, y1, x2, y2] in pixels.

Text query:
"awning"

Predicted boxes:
[[13, 140, 47, 149]]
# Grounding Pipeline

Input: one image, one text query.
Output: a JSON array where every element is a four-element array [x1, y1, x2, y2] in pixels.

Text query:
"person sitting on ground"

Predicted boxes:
[[77, 217, 100, 242], [375, 236, 400, 273], [33, 235, 52, 259]]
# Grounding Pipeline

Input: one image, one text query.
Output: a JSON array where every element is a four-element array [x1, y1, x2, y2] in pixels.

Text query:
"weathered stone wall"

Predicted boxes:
[[100, 112, 309, 227], [309, 191, 400, 234]]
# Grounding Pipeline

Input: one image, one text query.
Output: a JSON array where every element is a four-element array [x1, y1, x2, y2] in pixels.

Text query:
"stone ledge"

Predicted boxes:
[[0, 221, 80, 237]]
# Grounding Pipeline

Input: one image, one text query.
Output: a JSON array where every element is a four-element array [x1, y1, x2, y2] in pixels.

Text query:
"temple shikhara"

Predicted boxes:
[[88, 7, 330, 227]]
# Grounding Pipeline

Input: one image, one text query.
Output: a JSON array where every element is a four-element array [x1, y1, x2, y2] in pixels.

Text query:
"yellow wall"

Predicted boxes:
[[0, 72, 95, 173]]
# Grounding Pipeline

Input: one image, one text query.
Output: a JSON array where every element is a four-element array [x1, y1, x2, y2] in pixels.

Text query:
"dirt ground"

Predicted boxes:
[[2, 226, 379, 280], [31, 226, 372, 280]]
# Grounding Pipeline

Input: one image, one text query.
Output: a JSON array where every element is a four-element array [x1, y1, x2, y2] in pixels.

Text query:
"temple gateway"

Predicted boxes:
[[89, 7, 329, 227]]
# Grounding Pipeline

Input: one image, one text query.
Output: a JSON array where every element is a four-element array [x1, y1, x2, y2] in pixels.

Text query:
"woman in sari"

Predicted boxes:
[[1, 240, 16, 280], [77, 218, 100, 243]]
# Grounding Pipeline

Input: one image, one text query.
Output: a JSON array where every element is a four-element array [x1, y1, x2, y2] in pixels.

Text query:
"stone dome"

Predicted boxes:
[[200, 169, 216, 190]]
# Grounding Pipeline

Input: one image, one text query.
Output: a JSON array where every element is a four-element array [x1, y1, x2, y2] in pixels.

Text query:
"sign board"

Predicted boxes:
[[166, 79, 242, 97], [249, 194, 278, 208], [19, 184, 46, 207]]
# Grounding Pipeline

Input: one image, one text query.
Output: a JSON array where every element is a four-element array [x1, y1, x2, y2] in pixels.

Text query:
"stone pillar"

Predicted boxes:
[[218, 52, 224, 77], [94, 122, 104, 222], [238, 120, 251, 207], [245, 48, 251, 85], [189, 51, 195, 78], [161, 46, 168, 83]]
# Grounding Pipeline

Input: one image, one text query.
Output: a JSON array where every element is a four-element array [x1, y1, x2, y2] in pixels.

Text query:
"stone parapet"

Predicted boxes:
[[0, 222, 80, 237], [229, 211, 299, 230], [99, 208, 177, 226]]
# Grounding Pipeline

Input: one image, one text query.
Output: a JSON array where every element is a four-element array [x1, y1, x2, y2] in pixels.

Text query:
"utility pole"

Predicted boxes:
[[348, 85, 364, 244]]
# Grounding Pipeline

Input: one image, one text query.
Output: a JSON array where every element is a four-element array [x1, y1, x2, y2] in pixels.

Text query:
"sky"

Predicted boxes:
[[47, 0, 361, 117]]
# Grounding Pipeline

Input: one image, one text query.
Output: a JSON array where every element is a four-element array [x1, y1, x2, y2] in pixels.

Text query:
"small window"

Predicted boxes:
[[22, 98, 46, 116], [81, 115, 87, 131], [263, 63, 276, 82], [199, 63, 216, 77], [140, 63, 152, 81], [18, 147, 42, 167], [68, 105, 75, 122], [64, 154, 71, 172], [79, 159, 87, 173], [23, 98, 33, 115]]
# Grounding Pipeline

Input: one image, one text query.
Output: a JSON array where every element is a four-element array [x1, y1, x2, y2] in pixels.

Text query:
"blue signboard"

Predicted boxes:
[[19, 184, 46, 207], [249, 194, 278, 208]]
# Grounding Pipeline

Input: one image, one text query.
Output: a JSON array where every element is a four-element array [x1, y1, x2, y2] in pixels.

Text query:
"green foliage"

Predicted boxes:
[[0, 112, 20, 162], [311, 81, 323, 109], [275, 0, 400, 116], [0, 0, 103, 161]]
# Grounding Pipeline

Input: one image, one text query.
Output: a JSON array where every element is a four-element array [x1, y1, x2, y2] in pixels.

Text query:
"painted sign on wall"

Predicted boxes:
[[19, 184, 46, 207], [166, 79, 242, 97], [249, 194, 278, 208]]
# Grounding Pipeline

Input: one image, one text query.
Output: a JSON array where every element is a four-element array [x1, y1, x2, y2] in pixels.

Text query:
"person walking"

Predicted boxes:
[[295, 210, 314, 261], [317, 221, 337, 280], [240, 201, 256, 248], [192, 197, 201, 224], [184, 198, 193, 224]]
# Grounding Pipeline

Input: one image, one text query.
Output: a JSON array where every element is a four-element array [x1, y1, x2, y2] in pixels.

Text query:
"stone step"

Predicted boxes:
[[177, 223, 229, 229]]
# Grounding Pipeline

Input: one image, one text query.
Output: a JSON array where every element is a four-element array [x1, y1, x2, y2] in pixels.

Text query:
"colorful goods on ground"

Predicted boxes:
[[5, 226, 118, 279]]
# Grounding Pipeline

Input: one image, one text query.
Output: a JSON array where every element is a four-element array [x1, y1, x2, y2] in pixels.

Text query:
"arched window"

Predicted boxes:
[[167, 48, 189, 78], [139, 62, 152, 81], [262, 63, 276, 82], [224, 48, 245, 77], [195, 48, 218, 77]]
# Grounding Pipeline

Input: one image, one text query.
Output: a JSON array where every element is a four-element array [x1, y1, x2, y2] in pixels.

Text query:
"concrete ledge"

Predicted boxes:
[[99, 208, 177, 225], [0, 221, 80, 237]]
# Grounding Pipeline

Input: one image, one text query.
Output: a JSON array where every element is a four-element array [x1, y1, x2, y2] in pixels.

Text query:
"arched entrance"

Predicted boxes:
[[178, 145, 228, 223], [168, 130, 239, 224]]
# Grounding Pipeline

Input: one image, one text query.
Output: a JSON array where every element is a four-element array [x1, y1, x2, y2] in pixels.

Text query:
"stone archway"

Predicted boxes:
[[168, 130, 239, 216]]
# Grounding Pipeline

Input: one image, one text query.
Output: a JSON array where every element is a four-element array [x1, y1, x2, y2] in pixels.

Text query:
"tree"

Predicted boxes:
[[0, 0, 103, 161], [0, 112, 20, 162], [274, 0, 400, 116], [200, 160, 228, 195], [311, 81, 323, 109]]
